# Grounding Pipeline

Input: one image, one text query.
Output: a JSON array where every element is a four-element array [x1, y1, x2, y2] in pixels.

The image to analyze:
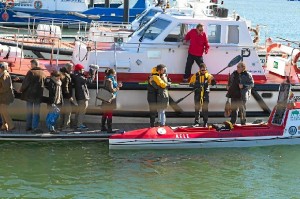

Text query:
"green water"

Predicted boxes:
[[1, 142, 300, 198]]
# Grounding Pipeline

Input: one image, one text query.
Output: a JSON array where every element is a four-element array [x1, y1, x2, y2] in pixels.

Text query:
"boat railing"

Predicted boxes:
[[90, 21, 132, 31]]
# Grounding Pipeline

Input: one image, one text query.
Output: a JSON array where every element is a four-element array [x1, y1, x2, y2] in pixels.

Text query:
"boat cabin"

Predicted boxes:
[[73, 11, 265, 83]]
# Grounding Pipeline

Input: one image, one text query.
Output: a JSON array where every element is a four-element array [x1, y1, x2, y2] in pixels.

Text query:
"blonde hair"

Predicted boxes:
[[237, 62, 246, 70]]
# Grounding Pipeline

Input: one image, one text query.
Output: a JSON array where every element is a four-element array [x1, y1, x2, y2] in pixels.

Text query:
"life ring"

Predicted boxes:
[[249, 27, 259, 44], [292, 51, 300, 73], [5, 0, 14, 8], [34, 0, 43, 9], [266, 43, 281, 60]]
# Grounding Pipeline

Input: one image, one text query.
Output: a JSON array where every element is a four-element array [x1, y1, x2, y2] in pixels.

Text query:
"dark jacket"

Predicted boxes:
[[20, 67, 46, 103], [46, 77, 63, 105], [72, 71, 94, 101], [61, 72, 72, 99], [0, 70, 14, 105], [227, 70, 254, 101]]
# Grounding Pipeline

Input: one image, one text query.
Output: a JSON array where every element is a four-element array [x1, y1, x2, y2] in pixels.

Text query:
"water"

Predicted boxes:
[[225, 0, 300, 43], [1, 0, 300, 198], [1, 142, 300, 198]]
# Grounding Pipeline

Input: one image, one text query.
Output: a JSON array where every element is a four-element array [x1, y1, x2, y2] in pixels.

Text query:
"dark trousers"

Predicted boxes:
[[149, 103, 157, 127], [184, 53, 204, 79], [230, 98, 246, 125], [194, 101, 208, 125]]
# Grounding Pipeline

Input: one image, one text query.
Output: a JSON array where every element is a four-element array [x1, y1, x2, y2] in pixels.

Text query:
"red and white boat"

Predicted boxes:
[[110, 83, 300, 149]]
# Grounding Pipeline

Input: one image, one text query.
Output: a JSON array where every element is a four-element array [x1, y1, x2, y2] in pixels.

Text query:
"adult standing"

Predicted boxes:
[[72, 64, 96, 130], [226, 62, 254, 125], [183, 24, 209, 82], [189, 63, 216, 127], [60, 63, 74, 131], [148, 64, 169, 127], [20, 59, 46, 132], [101, 68, 122, 133], [0, 62, 15, 131]]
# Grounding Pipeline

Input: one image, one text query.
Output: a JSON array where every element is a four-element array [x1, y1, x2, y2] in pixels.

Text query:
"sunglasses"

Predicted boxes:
[[200, 69, 206, 71]]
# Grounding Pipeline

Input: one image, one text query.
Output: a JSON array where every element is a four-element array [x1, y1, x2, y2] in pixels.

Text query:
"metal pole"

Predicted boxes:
[[124, 0, 129, 23], [105, 0, 110, 7]]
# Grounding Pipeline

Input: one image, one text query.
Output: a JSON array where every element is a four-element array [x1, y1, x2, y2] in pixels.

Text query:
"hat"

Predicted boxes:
[[74, 64, 84, 71]]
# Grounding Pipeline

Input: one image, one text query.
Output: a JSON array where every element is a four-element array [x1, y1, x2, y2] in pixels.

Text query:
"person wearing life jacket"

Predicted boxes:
[[147, 64, 169, 127], [189, 63, 216, 127], [226, 62, 254, 125]]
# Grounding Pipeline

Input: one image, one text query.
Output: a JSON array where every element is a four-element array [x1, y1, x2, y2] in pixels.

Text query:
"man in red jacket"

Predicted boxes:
[[183, 24, 209, 83]]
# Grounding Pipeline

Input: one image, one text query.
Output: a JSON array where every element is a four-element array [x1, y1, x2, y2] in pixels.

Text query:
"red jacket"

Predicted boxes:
[[185, 29, 209, 56]]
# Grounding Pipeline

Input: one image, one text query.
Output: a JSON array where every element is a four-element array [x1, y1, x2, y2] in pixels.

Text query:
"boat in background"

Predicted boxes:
[[0, 0, 151, 25], [109, 83, 300, 149]]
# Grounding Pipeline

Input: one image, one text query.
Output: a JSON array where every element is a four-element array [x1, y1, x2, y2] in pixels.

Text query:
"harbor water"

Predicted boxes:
[[1, 0, 300, 198]]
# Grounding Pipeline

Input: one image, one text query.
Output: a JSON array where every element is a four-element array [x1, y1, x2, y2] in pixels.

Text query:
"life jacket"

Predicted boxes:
[[195, 71, 210, 105]]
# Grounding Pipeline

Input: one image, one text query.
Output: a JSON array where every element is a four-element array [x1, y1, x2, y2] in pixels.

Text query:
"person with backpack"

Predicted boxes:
[[189, 63, 216, 127]]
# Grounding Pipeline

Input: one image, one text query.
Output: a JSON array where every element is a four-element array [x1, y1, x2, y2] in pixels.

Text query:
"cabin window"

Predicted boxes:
[[138, 18, 171, 41], [207, 24, 221, 43], [137, 9, 161, 27], [227, 25, 239, 44], [164, 24, 182, 42]]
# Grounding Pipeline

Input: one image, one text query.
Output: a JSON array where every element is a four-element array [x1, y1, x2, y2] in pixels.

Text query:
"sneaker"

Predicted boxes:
[[77, 125, 88, 130]]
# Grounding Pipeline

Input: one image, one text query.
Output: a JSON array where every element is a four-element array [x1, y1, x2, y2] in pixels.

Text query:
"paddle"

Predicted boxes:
[[175, 55, 242, 104], [215, 55, 242, 75]]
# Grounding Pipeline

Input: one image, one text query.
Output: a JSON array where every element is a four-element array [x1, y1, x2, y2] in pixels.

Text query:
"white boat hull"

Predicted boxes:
[[109, 136, 300, 150]]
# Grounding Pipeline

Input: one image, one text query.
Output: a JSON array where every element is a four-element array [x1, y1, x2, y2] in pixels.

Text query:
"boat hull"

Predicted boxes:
[[109, 136, 300, 150]]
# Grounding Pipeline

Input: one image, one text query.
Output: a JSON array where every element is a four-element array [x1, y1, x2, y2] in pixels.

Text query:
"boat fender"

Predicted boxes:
[[87, 15, 100, 20], [157, 127, 166, 135], [266, 43, 281, 60], [34, 0, 43, 9], [5, 0, 14, 8], [73, 12, 87, 18], [249, 27, 259, 44]]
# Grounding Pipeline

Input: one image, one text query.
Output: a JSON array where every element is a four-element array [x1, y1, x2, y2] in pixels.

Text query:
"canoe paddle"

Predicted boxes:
[[175, 55, 242, 104], [215, 55, 242, 75]]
